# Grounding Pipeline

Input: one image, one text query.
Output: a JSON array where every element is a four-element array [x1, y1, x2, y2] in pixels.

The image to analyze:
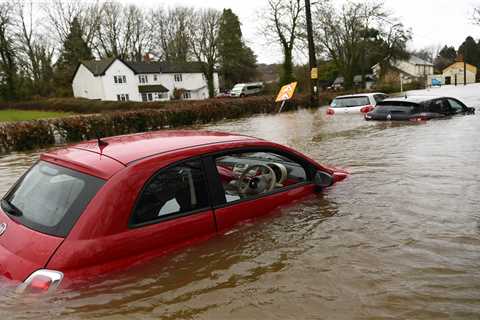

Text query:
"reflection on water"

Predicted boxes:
[[1, 108, 480, 319]]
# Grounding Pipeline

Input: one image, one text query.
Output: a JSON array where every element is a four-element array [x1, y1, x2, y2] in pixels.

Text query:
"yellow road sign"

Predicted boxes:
[[275, 82, 298, 102], [311, 67, 318, 79]]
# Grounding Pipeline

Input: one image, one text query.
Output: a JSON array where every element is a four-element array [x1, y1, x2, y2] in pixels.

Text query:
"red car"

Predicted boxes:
[[0, 131, 347, 293]]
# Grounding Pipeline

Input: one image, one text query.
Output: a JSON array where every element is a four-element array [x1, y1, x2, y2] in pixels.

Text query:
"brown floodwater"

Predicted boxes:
[[0, 100, 479, 319]]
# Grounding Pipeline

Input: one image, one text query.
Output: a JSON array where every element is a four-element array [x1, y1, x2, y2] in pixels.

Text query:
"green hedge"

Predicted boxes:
[[0, 94, 333, 153]]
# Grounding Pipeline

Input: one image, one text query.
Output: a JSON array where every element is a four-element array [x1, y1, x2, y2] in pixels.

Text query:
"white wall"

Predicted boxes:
[[72, 64, 104, 99], [101, 60, 139, 101], [73, 59, 220, 102], [443, 68, 476, 84]]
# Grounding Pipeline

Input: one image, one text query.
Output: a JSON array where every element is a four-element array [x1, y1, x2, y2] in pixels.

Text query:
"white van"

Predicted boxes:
[[230, 82, 264, 97]]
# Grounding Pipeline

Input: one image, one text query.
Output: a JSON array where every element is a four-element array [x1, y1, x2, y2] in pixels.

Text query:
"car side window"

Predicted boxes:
[[131, 159, 210, 225], [215, 151, 307, 203], [447, 99, 465, 114], [428, 99, 449, 114], [374, 94, 387, 103]]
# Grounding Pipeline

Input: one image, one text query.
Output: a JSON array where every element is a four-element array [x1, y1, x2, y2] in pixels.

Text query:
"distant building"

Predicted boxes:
[[331, 74, 376, 90], [372, 55, 434, 84], [426, 61, 477, 86], [72, 57, 219, 102], [442, 61, 477, 85]]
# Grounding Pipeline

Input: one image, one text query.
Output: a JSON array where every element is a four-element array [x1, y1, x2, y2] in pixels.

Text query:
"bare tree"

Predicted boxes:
[[0, 1, 18, 99], [14, 0, 55, 96], [263, 0, 303, 85], [313, 1, 410, 89], [95, 3, 152, 61], [150, 6, 194, 62], [42, 0, 102, 49], [190, 8, 221, 98], [474, 6, 480, 25]]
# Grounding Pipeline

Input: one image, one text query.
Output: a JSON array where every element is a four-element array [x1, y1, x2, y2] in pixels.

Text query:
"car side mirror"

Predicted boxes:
[[314, 171, 333, 188]]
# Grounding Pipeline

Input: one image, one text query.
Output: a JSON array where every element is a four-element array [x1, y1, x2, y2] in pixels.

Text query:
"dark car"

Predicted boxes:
[[364, 96, 475, 121]]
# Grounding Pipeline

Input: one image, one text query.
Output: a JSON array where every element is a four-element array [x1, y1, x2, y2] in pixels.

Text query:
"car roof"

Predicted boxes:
[[381, 95, 445, 104], [334, 92, 385, 99], [43, 130, 258, 171]]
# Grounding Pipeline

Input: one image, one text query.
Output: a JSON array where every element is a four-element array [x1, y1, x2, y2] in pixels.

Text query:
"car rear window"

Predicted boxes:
[[2, 161, 104, 237], [373, 101, 419, 114], [331, 96, 370, 108]]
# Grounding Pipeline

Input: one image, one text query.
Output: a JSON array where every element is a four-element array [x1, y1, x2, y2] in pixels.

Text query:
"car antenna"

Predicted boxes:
[[95, 132, 109, 154]]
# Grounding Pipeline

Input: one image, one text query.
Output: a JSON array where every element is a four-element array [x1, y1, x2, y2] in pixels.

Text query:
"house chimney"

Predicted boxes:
[[143, 53, 151, 62]]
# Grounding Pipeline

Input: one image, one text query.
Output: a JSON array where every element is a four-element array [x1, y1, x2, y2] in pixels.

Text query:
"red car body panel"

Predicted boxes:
[[214, 184, 316, 231], [0, 130, 348, 285], [0, 209, 63, 281]]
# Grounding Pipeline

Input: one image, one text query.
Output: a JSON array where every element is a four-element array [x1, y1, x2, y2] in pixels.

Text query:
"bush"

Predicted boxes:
[[0, 94, 330, 152]]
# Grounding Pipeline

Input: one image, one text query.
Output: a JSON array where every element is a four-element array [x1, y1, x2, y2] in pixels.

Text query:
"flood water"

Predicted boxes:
[[1, 85, 480, 319]]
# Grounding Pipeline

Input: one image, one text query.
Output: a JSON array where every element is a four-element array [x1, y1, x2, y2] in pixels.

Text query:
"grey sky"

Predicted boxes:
[[122, 0, 480, 64]]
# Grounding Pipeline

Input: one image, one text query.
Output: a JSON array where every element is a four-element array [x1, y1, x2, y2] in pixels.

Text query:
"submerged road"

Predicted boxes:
[[0, 84, 479, 319]]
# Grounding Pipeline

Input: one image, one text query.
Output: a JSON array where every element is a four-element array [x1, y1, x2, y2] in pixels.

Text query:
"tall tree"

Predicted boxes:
[[55, 17, 93, 96], [264, 0, 303, 86], [190, 8, 221, 98], [150, 6, 194, 63], [42, 0, 102, 50], [313, 1, 410, 89], [458, 36, 480, 67], [0, 1, 17, 100], [218, 9, 257, 89], [434, 45, 456, 71], [15, 0, 55, 97]]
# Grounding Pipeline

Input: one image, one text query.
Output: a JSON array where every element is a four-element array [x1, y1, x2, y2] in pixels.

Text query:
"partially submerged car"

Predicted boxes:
[[364, 96, 475, 121], [0, 131, 347, 293], [326, 92, 388, 115]]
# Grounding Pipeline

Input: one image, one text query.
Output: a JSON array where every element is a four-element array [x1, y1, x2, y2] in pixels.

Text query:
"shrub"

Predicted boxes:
[[0, 94, 333, 153]]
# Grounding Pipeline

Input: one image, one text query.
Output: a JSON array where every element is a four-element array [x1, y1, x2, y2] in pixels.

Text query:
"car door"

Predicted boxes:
[[205, 149, 316, 231], [446, 98, 467, 115], [126, 158, 217, 258]]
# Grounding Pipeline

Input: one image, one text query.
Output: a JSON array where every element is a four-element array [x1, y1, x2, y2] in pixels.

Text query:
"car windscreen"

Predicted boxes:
[[2, 161, 104, 237], [373, 102, 418, 114], [331, 96, 370, 108]]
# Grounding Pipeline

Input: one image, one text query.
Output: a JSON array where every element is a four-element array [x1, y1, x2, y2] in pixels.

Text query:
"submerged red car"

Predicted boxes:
[[0, 131, 347, 292]]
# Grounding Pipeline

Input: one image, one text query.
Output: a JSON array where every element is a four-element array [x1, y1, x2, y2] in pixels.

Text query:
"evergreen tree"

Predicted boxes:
[[55, 17, 93, 96], [434, 45, 457, 71], [458, 36, 480, 68], [218, 9, 257, 90]]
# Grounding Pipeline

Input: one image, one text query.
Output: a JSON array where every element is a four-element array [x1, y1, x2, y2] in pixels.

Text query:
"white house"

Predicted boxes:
[[72, 57, 220, 102], [371, 55, 434, 84]]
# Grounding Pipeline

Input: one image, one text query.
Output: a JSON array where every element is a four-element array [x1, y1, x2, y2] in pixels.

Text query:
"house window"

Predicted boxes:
[[138, 75, 148, 84], [117, 94, 129, 101], [141, 93, 153, 102], [182, 90, 191, 99], [142, 92, 168, 102], [153, 74, 158, 81], [156, 92, 168, 100], [114, 75, 127, 84], [174, 74, 182, 82]]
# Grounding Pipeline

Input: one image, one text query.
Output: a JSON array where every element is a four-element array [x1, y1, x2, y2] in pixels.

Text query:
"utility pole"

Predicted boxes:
[[305, 0, 318, 106]]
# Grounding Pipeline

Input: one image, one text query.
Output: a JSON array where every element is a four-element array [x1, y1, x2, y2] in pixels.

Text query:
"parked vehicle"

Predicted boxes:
[[364, 96, 475, 121], [230, 82, 264, 97], [0, 130, 347, 293], [326, 93, 388, 115]]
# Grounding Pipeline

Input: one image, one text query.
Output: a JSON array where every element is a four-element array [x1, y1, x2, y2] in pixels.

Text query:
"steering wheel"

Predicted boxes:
[[238, 164, 277, 195]]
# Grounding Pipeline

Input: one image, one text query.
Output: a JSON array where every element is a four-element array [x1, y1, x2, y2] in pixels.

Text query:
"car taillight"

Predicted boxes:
[[326, 108, 335, 115], [17, 269, 63, 294], [360, 105, 374, 113], [409, 116, 428, 122]]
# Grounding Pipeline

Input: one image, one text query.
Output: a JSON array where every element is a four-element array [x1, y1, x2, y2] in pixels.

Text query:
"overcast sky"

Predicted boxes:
[[123, 0, 480, 64]]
